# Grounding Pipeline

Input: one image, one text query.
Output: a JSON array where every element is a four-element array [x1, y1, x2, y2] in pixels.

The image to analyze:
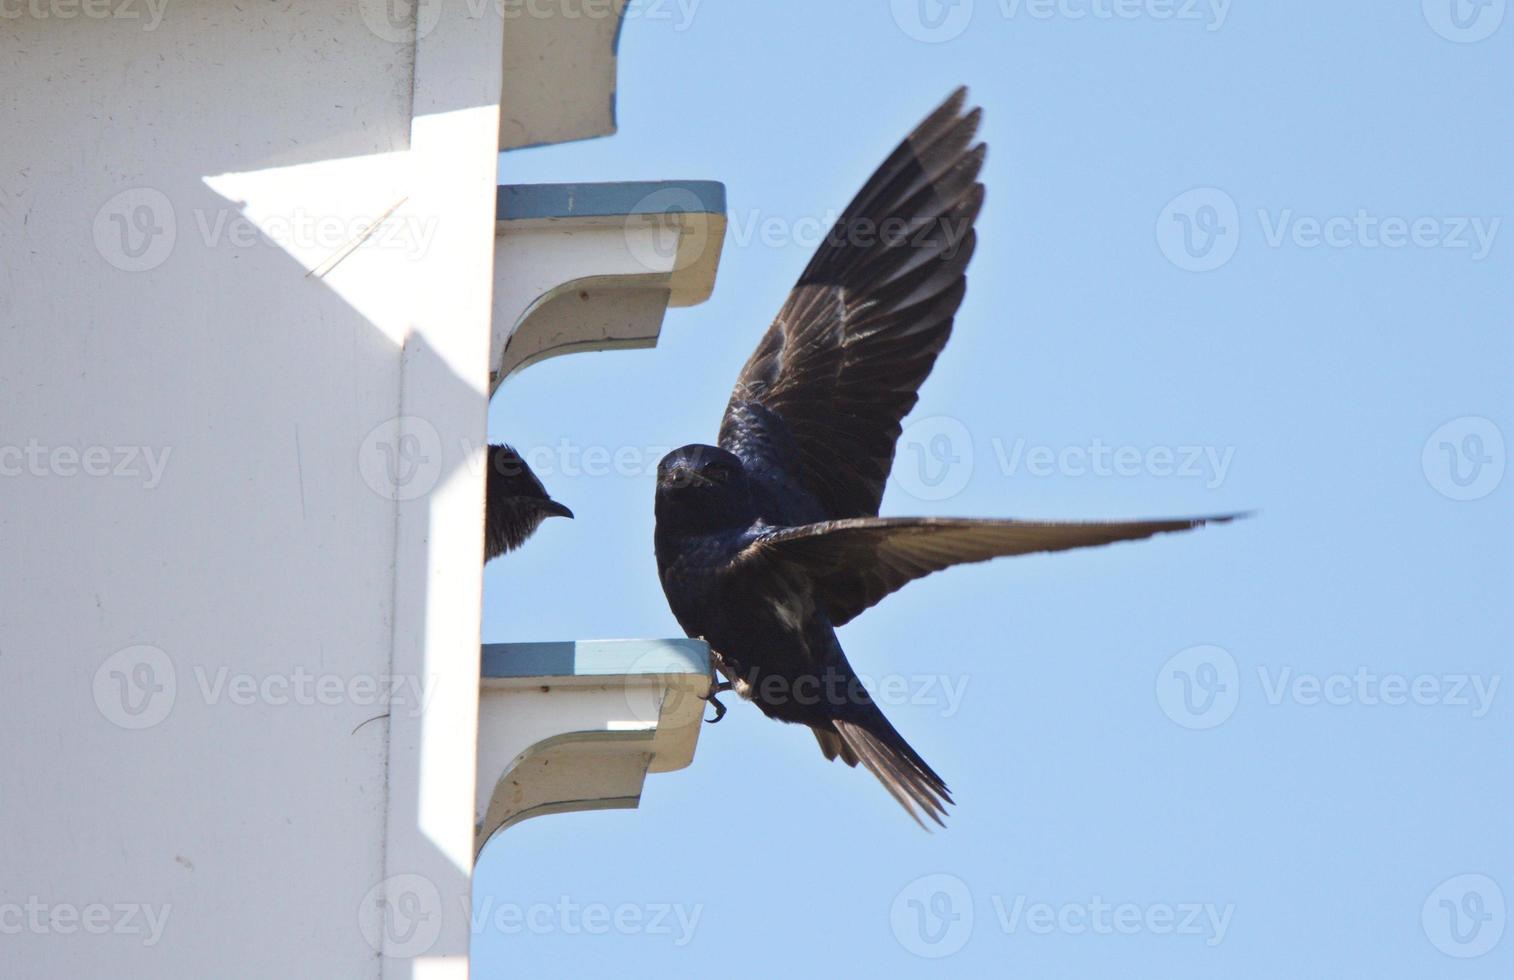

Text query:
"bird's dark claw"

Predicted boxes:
[[702, 681, 734, 724]]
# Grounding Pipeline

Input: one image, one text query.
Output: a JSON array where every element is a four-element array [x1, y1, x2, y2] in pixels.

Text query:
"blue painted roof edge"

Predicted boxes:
[[497, 181, 727, 221], [481, 638, 710, 679]]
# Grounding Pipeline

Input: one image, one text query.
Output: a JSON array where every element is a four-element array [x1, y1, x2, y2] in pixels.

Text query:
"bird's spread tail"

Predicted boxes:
[[826, 710, 953, 829]]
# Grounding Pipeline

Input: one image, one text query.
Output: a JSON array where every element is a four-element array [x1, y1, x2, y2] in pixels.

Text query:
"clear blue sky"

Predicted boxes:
[[480, 3, 1512, 976]]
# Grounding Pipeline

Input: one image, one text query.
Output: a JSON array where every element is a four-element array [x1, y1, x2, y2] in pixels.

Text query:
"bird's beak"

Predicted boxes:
[[540, 499, 574, 520]]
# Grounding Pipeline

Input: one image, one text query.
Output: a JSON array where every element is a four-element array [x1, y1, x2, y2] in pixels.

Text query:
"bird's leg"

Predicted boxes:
[[701, 656, 734, 723], [699, 651, 735, 727], [703, 681, 733, 724]]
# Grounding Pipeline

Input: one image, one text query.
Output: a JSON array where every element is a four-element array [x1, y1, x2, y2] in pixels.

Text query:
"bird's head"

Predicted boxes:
[[655, 444, 754, 531], [485, 444, 572, 561]]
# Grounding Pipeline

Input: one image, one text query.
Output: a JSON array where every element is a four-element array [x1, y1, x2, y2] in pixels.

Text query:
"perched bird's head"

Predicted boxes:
[[655, 444, 753, 531], [485, 444, 572, 561]]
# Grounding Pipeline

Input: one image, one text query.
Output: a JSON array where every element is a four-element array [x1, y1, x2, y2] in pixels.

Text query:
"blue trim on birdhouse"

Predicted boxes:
[[497, 181, 727, 222], [481, 638, 710, 679]]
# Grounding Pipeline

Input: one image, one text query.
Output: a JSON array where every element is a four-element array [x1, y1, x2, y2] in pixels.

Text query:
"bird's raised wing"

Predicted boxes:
[[738, 514, 1245, 627], [719, 87, 985, 521]]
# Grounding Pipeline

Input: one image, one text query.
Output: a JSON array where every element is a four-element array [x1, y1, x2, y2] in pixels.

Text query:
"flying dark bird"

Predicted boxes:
[[485, 444, 572, 561], [653, 88, 1242, 827]]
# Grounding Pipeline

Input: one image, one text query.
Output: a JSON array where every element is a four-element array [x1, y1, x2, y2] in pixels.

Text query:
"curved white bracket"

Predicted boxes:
[[475, 639, 711, 858], [490, 181, 726, 393]]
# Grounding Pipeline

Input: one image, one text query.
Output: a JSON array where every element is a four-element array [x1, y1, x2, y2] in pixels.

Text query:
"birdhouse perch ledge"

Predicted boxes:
[[474, 638, 712, 858]]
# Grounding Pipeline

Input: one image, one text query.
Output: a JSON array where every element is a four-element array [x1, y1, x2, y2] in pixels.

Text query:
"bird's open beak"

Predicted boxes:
[[541, 499, 574, 520]]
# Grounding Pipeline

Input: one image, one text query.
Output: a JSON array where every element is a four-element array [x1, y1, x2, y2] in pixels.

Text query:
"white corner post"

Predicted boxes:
[[380, 1, 507, 979]]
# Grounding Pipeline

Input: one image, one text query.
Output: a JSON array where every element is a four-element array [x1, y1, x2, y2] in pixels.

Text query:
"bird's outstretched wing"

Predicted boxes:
[[719, 87, 985, 521], [740, 514, 1246, 626]]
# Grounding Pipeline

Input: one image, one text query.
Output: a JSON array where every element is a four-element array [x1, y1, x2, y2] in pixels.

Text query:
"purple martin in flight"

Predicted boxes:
[[485, 444, 572, 561], [653, 88, 1241, 826]]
